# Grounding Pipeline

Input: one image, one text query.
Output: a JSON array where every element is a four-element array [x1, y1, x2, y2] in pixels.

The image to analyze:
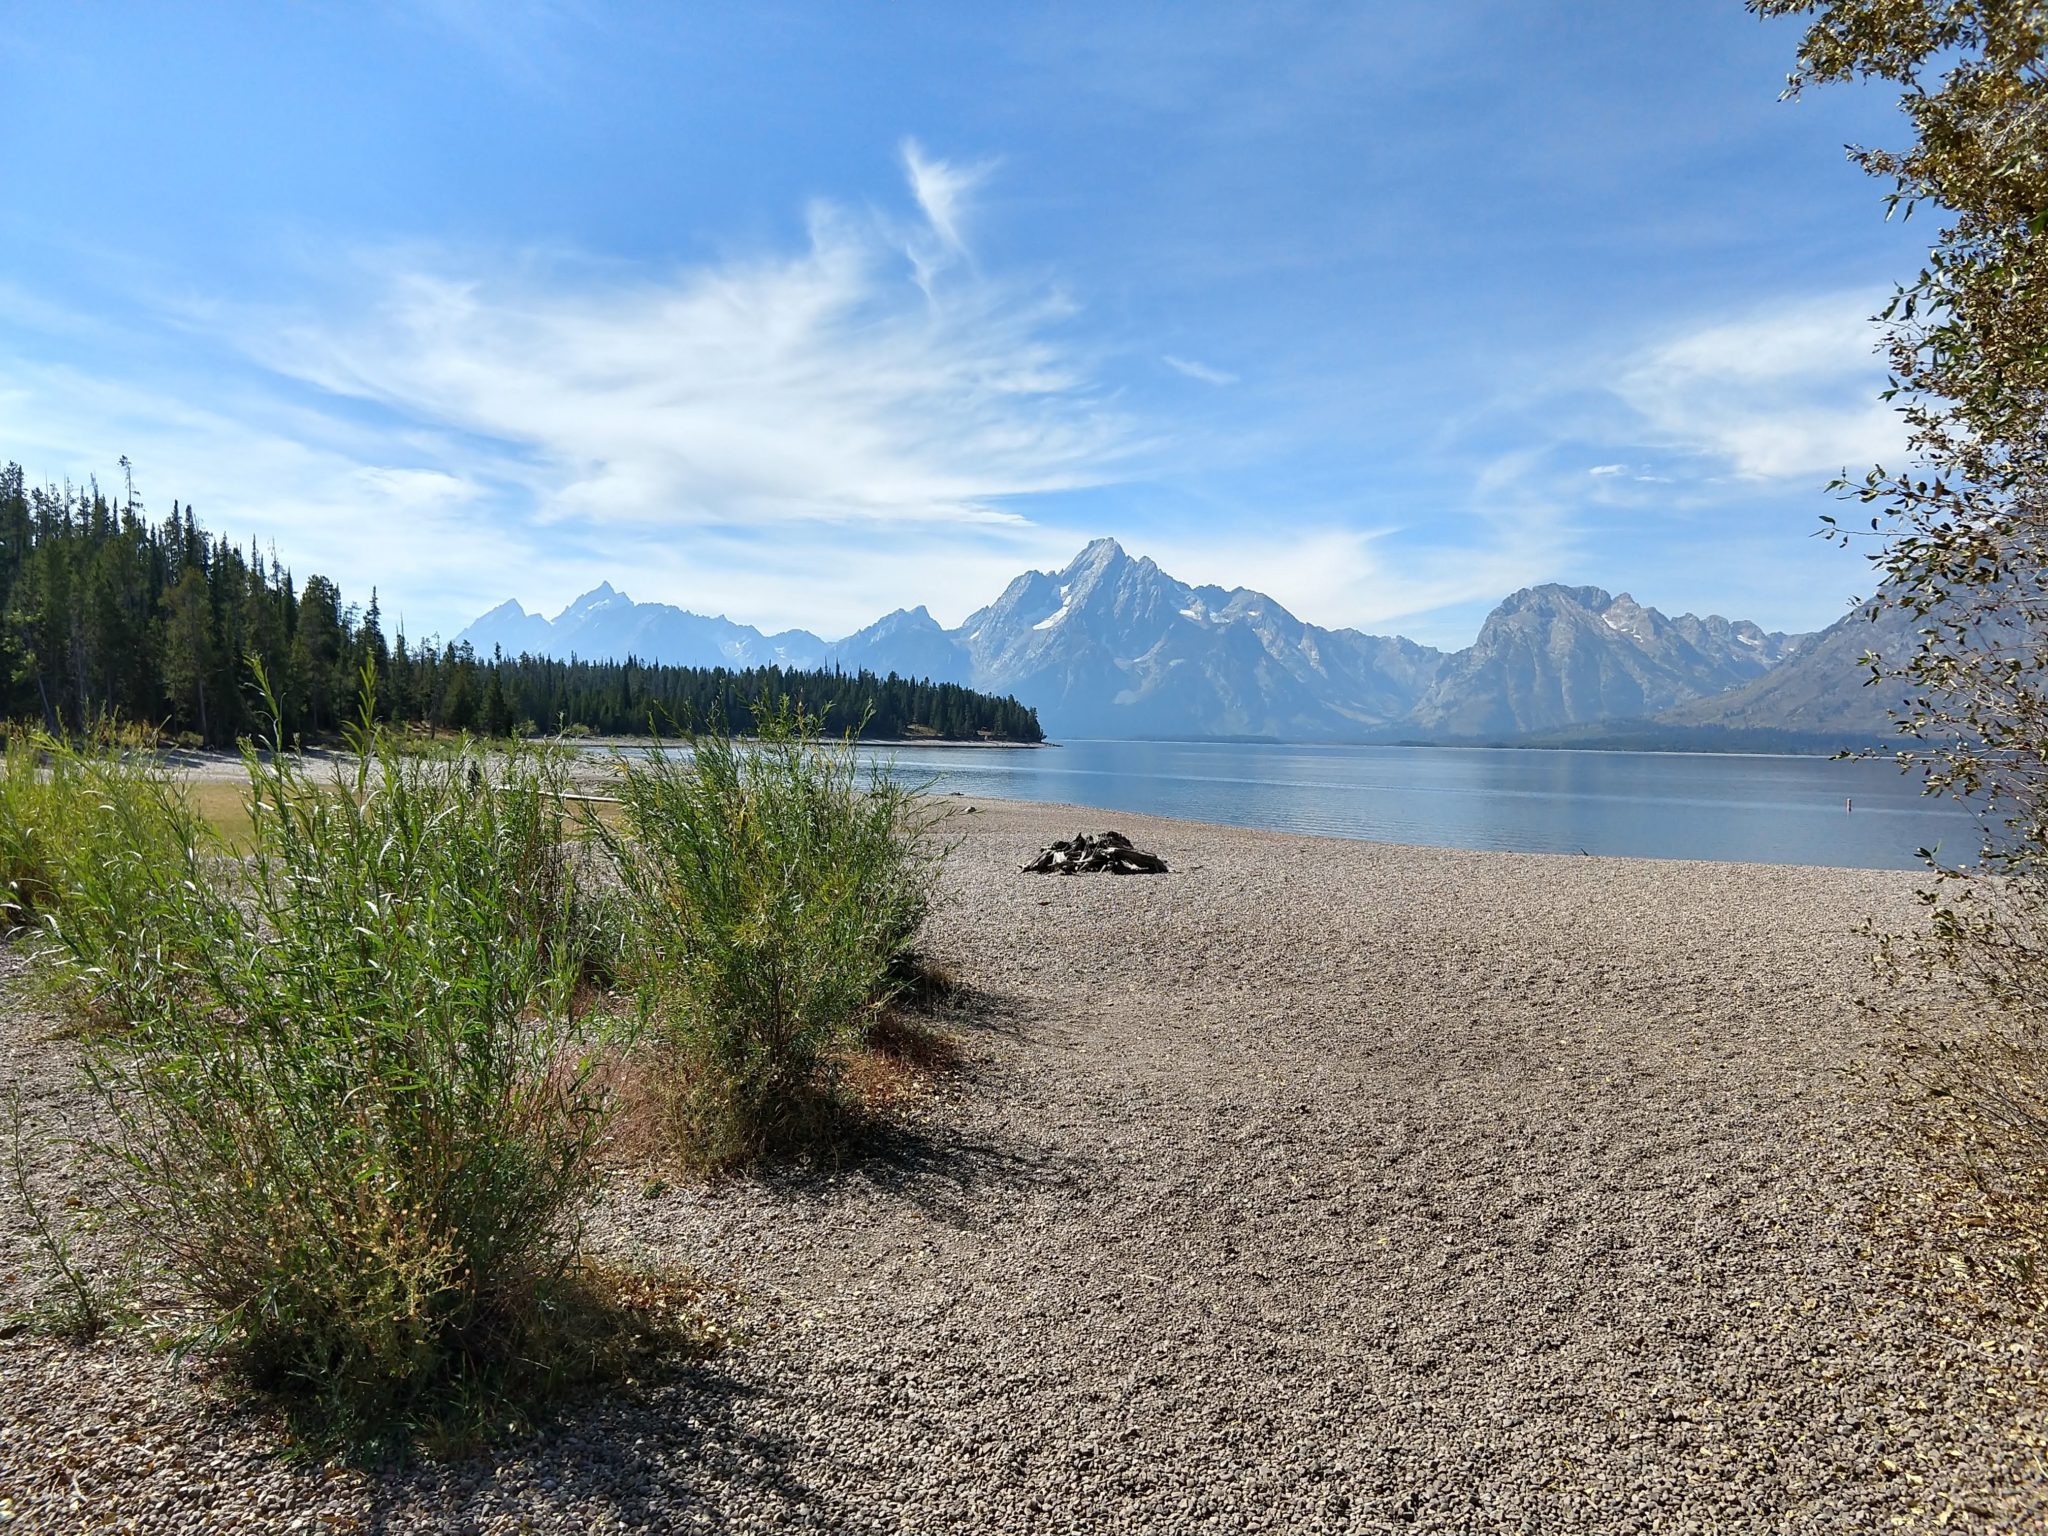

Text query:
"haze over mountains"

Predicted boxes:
[[458, 539, 1903, 745]]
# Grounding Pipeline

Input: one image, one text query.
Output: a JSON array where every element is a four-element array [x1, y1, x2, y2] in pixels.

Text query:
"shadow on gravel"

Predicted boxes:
[[839, 1115, 1087, 1230], [358, 1361, 887, 1535], [751, 976, 1094, 1229], [893, 971, 1036, 1048], [723, 1102, 1090, 1233]]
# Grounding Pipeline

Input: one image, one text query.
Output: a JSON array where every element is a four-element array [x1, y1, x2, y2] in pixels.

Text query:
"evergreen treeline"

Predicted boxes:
[[486, 654, 1043, 742], [0, 464, 1043, 745]]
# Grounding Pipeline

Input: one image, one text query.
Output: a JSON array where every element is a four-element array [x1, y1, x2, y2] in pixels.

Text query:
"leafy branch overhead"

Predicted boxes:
[[1752, 0, 2048, 848], [1753, 0, 2048, 1334]]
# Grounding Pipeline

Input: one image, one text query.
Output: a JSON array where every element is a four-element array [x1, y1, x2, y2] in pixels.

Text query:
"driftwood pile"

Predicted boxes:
[[1020, 829, 1169, 876]]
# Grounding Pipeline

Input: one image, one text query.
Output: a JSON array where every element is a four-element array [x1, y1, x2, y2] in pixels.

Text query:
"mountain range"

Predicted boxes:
[[457, 538, 1908, 746]]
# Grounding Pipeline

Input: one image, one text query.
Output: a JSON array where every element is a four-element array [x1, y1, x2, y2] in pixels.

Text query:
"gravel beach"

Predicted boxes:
[[2, 798, 2041, 1533]]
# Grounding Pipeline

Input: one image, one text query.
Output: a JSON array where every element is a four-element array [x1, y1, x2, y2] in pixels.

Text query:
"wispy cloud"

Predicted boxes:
[[0, 358, 536, 631], [250, 174, 1129, 544], [1137, 512, 1578, 645], [1162, 354, 1238, 387], [396, 0, 597, 91], [901, 138, 991, 253], [1612, 291, 1905, 479], [900, 138, 997, 293], [1128, 442, 1585, 645], [1144, 526, 1389, 617]]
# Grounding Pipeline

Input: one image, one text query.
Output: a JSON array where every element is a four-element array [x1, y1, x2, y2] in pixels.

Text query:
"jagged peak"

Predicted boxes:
[[853, 604, 940, 634], [1603, 591, 1670, 625], [1496, 582, 1614, 614], [556, 581, 627, 620], [1061, 536, 1129, 580]]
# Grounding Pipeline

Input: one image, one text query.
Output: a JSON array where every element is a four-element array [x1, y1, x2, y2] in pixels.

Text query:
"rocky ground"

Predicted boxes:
[[2, 799, 2042, 1533]]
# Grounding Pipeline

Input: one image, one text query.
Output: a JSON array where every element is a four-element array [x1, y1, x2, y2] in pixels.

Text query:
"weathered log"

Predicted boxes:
[[1020, 829, 1168, 875]]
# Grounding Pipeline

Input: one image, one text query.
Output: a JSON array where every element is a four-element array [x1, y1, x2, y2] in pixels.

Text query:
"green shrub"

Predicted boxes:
[[36, 684, 618, 1447], [602, 700, 945, 1169], [0, 731, 85, 923], [0, 733, 209, 1000]]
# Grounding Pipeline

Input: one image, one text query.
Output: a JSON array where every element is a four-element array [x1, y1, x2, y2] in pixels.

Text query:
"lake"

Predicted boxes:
[[847, 739, 1979, 871]]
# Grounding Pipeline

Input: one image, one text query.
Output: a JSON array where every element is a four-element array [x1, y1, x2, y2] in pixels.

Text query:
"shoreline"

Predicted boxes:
[[567, 734, 1053, 750], [149, 750, 1948, 873], [926, 791, 1934, 875]]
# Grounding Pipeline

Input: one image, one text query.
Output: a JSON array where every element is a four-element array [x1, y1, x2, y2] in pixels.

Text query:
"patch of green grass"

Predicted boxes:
[[177, 777, 258, 848], [0, 734, 214, 1019]]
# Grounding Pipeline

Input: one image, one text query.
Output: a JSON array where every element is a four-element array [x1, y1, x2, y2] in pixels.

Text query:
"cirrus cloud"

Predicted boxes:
[[1612, 290, 1906, 480], [1163, 354, 1239, 387], [250, 180, 1137, 542]]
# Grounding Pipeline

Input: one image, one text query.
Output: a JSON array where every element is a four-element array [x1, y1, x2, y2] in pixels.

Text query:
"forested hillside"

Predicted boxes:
[[0, 464, 1042, 745]]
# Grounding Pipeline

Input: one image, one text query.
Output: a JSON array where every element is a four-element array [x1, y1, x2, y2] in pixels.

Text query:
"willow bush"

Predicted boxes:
[[0, 730, 199, 937], [28, 679, 617, 1446], [601, 701, 947, 1170]]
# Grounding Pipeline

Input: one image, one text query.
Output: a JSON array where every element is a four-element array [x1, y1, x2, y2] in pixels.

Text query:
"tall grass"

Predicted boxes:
[[601, 701, 946, 1169], [0, 731, 198, 931], [26, 677, 621, 1446]]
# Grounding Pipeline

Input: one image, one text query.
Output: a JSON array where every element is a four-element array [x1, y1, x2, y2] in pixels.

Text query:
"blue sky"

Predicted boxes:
[[0, 2, 1917, 648]]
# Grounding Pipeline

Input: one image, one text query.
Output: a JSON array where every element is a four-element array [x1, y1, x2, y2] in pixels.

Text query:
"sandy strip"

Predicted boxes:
[[1, 799, 2039, 1533]]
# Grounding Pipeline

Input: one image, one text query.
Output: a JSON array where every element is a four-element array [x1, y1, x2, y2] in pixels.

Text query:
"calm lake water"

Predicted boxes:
[[843, 739, 1978, 871]]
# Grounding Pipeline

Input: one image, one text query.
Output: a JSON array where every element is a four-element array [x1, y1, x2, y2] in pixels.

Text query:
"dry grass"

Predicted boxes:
[[267, 1255, 734, 1459], [1869, 1101, 2048, 1501], [838, 1009, 963, 1115], [585, 1048, 679, 1175], [884, 951, 964, 1013], [1895, 1022, 2048, 1313], [585, 1003, 965, 1179], [1849, 993, 2048, 1503], [520, 1255, 732, 1391]]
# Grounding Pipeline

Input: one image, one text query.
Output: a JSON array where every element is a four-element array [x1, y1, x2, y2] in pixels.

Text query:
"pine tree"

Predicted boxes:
[[160, 565, 213, 739]]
